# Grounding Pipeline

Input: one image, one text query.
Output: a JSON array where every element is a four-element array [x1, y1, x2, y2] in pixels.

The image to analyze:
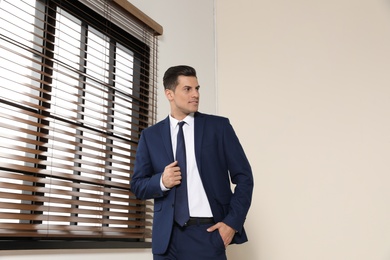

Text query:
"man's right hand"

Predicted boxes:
[[162, 161, 182, 189]]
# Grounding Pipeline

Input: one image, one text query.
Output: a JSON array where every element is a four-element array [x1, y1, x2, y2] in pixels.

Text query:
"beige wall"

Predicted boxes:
[[3, 0, 390, 260], [216, 0, 390, 259]]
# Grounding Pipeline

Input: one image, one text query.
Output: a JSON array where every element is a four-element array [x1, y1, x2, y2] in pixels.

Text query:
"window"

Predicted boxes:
[[0, 0, 161, 249]]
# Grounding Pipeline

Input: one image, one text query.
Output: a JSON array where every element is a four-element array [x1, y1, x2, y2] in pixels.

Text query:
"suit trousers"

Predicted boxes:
[[153, 222, 227, 260]]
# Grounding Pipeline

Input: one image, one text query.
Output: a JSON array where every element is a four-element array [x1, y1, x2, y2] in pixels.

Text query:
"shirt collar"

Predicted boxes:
[[169, 113, 195, 127]]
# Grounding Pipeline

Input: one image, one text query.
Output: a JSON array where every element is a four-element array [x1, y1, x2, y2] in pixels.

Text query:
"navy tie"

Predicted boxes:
[[174, 121, 190, 226]]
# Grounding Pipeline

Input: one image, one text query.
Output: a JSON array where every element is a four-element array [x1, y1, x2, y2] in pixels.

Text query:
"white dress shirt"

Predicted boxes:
[[161, 113, 213, 218]]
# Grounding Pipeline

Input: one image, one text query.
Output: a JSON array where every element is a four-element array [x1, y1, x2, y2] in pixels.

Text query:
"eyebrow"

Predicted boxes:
[[182, 85, 200, 89]]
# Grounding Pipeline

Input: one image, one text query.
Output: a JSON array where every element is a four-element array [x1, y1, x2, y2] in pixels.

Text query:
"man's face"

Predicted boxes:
[[166, 75, 200, 120]]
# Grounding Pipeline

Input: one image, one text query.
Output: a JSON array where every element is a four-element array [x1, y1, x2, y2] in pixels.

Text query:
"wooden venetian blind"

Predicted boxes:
[[0, 0, 160, 248]]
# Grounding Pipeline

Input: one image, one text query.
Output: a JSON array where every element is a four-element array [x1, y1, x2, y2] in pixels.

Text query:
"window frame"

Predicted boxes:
[[0, 0, 160, 250]]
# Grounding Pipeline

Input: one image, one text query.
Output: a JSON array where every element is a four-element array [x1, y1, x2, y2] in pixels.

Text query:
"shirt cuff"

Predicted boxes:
[[160, 174, 170, 191]]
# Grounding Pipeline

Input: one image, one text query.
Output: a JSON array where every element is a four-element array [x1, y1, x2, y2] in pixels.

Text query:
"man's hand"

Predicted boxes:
[[162, 161, 182, 189], [207, 222, 236, 247]]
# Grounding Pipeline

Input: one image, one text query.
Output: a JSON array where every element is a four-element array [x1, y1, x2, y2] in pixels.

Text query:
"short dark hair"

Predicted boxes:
[[163, 65, 197, 90]]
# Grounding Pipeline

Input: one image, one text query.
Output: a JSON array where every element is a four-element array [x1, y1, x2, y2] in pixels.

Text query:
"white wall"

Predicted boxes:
[[130, 0, 217, 121], [0, 1, 216, 260], [216, 0, 390, 259]]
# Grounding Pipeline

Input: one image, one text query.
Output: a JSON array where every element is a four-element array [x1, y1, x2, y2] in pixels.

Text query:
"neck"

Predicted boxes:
[[170, 112, 195, 121]]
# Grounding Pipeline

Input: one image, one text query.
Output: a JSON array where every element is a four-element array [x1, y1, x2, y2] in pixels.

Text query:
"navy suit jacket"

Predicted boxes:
[[130, 112, 254, 254]]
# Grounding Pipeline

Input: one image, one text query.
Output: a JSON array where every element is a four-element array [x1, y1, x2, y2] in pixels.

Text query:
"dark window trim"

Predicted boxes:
[[0, 239, 151, 250]]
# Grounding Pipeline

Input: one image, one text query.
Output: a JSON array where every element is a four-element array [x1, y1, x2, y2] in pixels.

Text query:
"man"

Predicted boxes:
[[131, 65, 254, 260]]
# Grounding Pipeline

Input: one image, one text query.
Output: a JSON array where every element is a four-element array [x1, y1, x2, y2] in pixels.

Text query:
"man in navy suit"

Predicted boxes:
[[131, 65, 254, 260]]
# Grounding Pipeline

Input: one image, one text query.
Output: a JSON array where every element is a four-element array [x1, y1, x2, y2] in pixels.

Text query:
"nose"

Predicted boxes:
[[192, 88, 199, 98]]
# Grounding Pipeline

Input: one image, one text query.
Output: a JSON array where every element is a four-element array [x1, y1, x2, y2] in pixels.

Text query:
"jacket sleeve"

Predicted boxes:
[[130, 131, 165, 200], [221, 119, 254, 234]]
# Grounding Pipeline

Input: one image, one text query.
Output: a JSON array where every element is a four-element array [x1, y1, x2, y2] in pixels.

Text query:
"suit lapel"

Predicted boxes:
[[194, 112, 205, 172], [160, 116, 174, 161], [160, 113, 205, 167]]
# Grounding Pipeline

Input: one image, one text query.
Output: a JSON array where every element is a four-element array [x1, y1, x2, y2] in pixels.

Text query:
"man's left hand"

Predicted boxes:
[[207, 222, 236, 247]]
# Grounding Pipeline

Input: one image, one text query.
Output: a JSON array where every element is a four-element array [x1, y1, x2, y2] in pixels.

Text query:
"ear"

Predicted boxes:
[[165, 89, 174, 101]]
